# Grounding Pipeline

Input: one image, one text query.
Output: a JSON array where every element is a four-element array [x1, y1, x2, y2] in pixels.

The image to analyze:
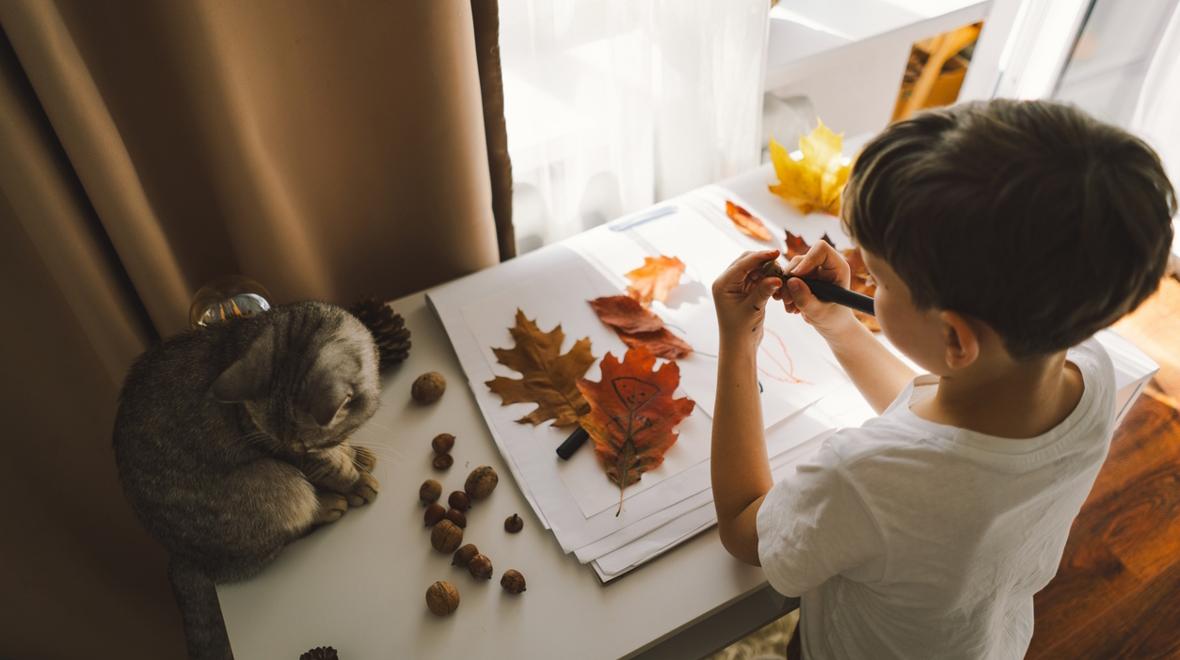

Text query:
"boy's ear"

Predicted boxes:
[[938, 311, 980, 370]]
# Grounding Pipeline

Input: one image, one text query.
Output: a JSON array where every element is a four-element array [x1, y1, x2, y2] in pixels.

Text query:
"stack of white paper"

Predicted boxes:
[[428, 166, 870, 580]]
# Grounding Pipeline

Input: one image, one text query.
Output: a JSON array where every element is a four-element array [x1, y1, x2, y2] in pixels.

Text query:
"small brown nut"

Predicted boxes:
[[464, 465, 499, 500], [448, 490, 470, 512], [412, 371, 446, 404], [500, 569, 526, 594], [419, 479, 442, 505], [504, 513, 523, 534], [423, 503, 446, 527], [452, 543, 479, 567], [445, 508, 467, 529], [468, 553, 493, 580], [432, 453, 454, 471], [431, 519, 464, 553], [425, 580, 460, 616], [431, 433, 455, 454]]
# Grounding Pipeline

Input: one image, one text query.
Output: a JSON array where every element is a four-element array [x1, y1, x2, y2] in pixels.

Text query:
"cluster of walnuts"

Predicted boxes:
[[420, 457, 527, 617]]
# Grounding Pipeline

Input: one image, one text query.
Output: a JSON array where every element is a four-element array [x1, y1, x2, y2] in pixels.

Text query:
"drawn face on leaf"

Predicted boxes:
[[611, 376, 659, 413]]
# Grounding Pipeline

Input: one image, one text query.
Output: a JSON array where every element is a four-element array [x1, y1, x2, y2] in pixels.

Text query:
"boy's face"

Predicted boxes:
[[860, 250, 953, 375]]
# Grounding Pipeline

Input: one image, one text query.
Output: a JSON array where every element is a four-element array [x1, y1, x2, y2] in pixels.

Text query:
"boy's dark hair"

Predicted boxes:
[[844, 99, 1176, 358]]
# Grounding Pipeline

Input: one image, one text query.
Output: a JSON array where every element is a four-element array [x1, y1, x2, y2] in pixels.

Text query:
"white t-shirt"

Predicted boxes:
[[756, 339, 1116, 659]]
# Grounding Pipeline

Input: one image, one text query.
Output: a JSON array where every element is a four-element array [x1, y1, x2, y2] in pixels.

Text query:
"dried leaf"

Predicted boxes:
[[486, 309, 595, 427], [589, 296, 692, 360], [784, 230, 809, 259], [768, 120, 851, 216], [625, 256, 685, 306], [725, 200, 774, 242], [576, 348, 695, 515]]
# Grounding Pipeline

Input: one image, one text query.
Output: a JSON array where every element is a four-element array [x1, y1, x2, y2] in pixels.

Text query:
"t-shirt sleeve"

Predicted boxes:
[[756, 436, 886, 597]]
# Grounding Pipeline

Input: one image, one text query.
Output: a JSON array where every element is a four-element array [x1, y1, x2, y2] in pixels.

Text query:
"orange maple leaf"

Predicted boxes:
[[725, 201, 774, 242], [576, 348, 695, 515], [625, 256, 685, 306], [768, 120, 851, 216], [589, 296, 692, 360], [486, 309, 596, 427]]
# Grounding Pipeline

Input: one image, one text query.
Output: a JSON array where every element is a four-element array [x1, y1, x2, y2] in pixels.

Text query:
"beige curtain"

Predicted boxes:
[[0, 1, 511, 657]]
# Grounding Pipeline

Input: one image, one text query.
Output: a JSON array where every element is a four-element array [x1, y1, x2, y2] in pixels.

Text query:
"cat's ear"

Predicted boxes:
[[211, 325, 275, 403], [309, 382, 353, 427]]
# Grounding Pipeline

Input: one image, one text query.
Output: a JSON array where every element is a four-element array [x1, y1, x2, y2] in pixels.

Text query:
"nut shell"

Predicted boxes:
[[464, 466, 499, 500], [431, 433, 455, 454], [412, 372, 447, 404], [452, 543, 479, 567], [431, 519, 464, 553], [448, 490, 470, 512], [419, 479, 442, 505], [504, 513, 523, 534], [500, 569, 526, 594], [299, 646, 339, 660], [445, 508, 467, 529], [468, 553, 493, 580], [432, 453, 454, 471], [423, 503, 446, 527], [425, 580, 460, 616]]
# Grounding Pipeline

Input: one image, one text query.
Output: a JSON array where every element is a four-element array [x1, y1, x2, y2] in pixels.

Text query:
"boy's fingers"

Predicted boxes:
[[785, 277, 819, 311]]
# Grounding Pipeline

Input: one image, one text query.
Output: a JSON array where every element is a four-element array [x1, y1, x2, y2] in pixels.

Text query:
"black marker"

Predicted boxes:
[[790, 276, 875, 317]]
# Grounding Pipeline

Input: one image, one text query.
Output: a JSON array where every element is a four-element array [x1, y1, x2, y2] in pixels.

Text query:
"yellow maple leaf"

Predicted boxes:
[[768, 120, 851, 216]]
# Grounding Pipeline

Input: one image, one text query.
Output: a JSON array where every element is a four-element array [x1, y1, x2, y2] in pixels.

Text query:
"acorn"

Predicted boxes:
[[348, 298, 411, 369], [464, 466, 499, 500], [445, 508, 467, 529], [504, 513, 523, 534], [448, 490, 470, 512], [412, 371, 446, 404], [432, 453, 454, 471], [425, 580, 460, 616], [424, 503, 446, 527], [468, 553, 493, 580], [431, 519, 464, 553], [432, 433, 455, 454], [452, 543, 479, 568], [500, 569, 526, 595], [419, 479, 442, 505]]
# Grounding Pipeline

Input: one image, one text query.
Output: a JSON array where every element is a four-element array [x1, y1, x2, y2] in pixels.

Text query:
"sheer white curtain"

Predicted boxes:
[[500, 0, 769, 252], [1132, 1, 1180, 264]]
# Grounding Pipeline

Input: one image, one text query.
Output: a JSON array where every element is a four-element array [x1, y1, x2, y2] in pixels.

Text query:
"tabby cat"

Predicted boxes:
[[114, 301, 382, 660]]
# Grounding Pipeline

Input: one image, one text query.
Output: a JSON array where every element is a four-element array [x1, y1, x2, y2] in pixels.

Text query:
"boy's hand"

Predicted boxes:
[[778, 241, 858, 338], [713, 249, 782, 348]]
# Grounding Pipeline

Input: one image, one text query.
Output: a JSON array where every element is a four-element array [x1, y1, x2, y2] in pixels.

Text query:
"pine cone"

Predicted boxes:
[[349, 298, 411, 369], [299, 646, 339, 660]]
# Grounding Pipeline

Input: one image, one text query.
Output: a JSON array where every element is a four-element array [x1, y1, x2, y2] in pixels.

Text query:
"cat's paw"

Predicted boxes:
[[313, 492, 349, 525], [347, 471, 380, 507], [353, 445, 378, 473]]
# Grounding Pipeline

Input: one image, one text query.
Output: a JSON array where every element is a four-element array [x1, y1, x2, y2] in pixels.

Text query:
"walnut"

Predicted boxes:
[[431, 519, 464, 553], [412, 371, 446, 404], [425, 580, 460, 616], [432, 433, 455, 454], [423, 503, 446, 527], [432, 453, 454, 471], [504, 513, 523, 534], [452, 543, 479, 567], [448, 490, 470, 512], [500, 569, 526, 594], [300, 646, 339, 660], [419, 479, 442, 505], [468, 553, 493, 580], [464, 466, 499, 500], [445, 508, 467, 529]]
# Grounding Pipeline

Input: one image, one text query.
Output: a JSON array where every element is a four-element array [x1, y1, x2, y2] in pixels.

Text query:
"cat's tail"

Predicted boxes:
[[168, 555, 234, 660]]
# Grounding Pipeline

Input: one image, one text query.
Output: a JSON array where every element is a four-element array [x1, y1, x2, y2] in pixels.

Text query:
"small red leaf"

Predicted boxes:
[[725, 201, 774, 242], [589, 296, 692, 360]]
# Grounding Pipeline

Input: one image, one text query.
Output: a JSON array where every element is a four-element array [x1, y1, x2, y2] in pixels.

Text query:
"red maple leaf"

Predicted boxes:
[[589, 296, 692, 359], [576, 348, 695, 515], [725, 200, 774, 242]]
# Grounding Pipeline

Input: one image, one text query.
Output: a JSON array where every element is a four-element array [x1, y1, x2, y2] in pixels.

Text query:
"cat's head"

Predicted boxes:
[[210, 303, 381, 454]]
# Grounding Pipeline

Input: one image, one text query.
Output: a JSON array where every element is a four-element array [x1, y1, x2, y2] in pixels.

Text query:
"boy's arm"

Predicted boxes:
[[710, 250, 782, 566]]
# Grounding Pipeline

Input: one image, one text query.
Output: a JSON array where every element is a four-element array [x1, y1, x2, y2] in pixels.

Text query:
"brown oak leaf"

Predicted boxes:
[[625, 256, 685, 306], [485, 309, 595, 427], [576, 348, 695, 515], [589, 296, 692, 360], [725, 200, 774, 242]]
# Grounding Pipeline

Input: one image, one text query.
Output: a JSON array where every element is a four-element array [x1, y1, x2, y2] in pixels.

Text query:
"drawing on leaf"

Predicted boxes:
[[485, 309, 595, 428], [576, 348, 695, 515]]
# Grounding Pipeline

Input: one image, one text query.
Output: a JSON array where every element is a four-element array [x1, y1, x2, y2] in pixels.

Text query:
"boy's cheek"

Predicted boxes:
[[877, 298, 947, 374]]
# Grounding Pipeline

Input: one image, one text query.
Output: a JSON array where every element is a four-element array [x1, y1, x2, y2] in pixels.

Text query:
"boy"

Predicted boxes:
[[709, 100, 1176, 658]]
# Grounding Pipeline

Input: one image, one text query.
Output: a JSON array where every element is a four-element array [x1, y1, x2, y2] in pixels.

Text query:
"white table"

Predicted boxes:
[[217, 165, 1157, 659]]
